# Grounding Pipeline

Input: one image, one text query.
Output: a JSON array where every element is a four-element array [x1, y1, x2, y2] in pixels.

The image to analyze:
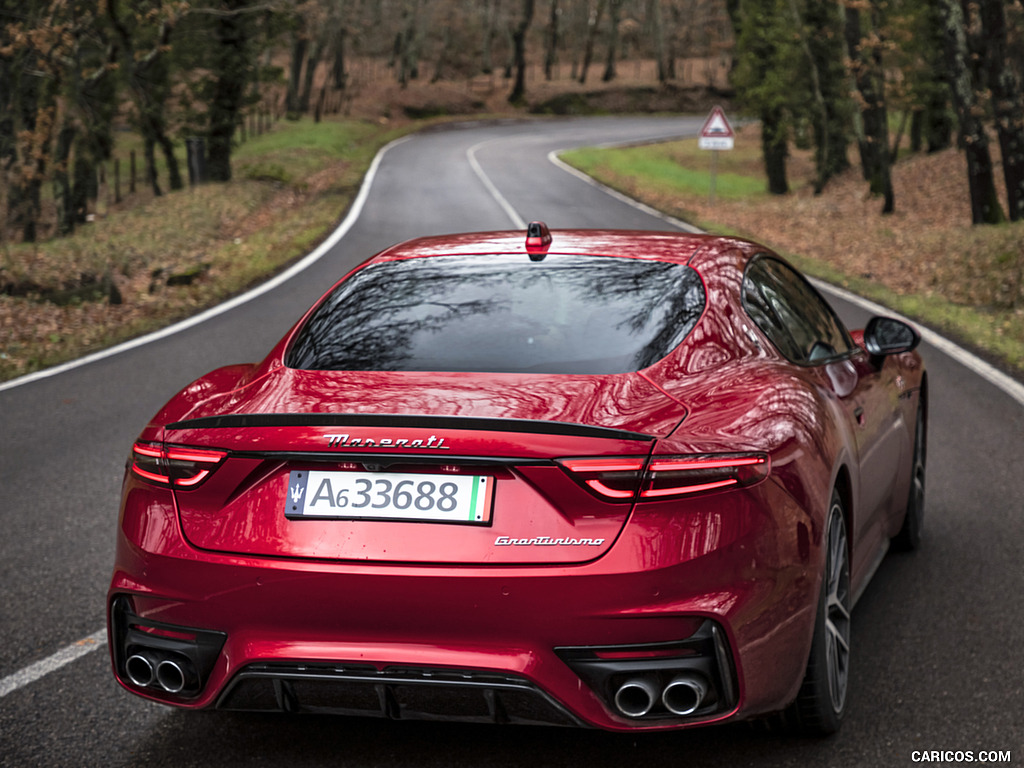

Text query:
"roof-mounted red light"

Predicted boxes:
[[525, 221, 553, 259]]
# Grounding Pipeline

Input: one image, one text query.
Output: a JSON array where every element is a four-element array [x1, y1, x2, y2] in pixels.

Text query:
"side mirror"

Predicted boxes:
[[862, 316, 921, 356]]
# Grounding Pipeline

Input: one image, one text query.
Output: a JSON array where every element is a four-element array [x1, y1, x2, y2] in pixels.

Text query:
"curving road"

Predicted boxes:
[[1, 116, 1022, 767]]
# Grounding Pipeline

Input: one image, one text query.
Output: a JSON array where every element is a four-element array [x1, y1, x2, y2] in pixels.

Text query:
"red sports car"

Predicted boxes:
[[108, 223, 926, 735]]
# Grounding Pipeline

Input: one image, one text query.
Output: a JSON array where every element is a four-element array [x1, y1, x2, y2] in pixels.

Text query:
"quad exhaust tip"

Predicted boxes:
[[125, 654, 155, 688], [125, 652, 196, 694], [613, 677, 660, 718], [156, 659, 188, 694], [662, 674, 707, 716], [613, 674, 707, 718]]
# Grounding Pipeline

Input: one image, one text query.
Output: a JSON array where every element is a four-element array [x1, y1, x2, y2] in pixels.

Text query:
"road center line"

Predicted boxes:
[[0, 629, 108, 699], [467, 139, 526, 229]]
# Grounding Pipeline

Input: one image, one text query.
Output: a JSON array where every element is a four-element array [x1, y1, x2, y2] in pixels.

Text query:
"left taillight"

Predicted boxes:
[[559, 453, 769, 502], [131, 443, 228, 488]]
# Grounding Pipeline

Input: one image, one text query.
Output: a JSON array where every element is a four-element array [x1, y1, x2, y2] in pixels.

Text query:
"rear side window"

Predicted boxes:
[[742, 256, 853, 364], [287, 253, 706, 374]]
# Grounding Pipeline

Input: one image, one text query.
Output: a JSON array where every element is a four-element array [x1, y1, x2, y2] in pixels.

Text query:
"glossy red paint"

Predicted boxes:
[[109, 228, 926, 732]]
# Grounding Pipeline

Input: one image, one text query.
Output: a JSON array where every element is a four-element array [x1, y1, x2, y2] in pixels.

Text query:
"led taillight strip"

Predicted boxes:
[[561, 458, 645, 500], [131, 442, 227, 488], [559, 454, 769, 501]]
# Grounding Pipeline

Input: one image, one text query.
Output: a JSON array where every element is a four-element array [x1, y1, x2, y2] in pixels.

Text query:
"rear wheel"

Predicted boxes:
[[893, 397, 926, 551], [787, 489, 851, 736]]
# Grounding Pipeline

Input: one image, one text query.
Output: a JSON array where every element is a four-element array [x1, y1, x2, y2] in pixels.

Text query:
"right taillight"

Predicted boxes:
[[641, 454, 769, 498], [559, 453, 769, 502]]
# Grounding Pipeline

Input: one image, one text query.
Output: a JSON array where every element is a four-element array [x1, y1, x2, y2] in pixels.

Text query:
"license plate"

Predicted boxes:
[[285, 470, 494, 524]]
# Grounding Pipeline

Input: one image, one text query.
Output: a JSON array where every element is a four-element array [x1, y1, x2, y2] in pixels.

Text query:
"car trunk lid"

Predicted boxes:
[[165, 368, 682, 565]]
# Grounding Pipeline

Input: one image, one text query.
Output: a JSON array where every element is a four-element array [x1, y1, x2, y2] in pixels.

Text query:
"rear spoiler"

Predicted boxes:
[[166, 413, 655, 442]]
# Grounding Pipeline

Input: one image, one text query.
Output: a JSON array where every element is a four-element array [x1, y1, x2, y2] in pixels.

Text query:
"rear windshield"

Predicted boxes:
[[286, 253, 706, 375]]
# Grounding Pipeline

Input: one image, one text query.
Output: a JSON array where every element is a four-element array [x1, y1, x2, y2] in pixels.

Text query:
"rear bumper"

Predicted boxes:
[[108, 478, 821, 731]]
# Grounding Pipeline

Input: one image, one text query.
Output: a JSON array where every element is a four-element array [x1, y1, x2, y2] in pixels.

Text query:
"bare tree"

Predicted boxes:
[[509, 0, 535, 103], [845, 0, 894, 212], [579, 0, 606, 84], [544, 0, 560, 80], [938, 0, 1005, 224], [601, 0, 624, 81], [979, 0, 1024, 221]]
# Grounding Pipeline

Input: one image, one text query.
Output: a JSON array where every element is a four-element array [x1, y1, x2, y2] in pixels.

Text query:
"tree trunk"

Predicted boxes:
[[299, 43, 321, 113], [287, 36, 308, 116], [482, 0, 497, 75], [579, 0, 606, 84], [54, 123, 76, 236], [331, 26, 348, 89], [762, 107, 789, 195], [919, 2, 954, 154], [938, 0, 1005, 224], [396, 0, 421, 87], [844, 2, 894, 213], [979, 0, 1024, 221], [71, 149, 93, 226], [602, 0, 623, 82], [157, 133, 183, 191], [208, 0, 253, 183], [143, 136, 162, 197], [650, 0, 666, 83], [107, 11, 182, 193], [509, 0, 535, 104], [544, 0, 560, 81]]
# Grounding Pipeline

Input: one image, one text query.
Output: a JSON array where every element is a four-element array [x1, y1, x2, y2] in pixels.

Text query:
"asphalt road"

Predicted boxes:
[[2, 116, 1022, 767]]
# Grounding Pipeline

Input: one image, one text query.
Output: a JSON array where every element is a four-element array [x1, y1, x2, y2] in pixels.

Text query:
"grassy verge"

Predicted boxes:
[[562, 135, 1024, 377], [0, 118, 411, 382]]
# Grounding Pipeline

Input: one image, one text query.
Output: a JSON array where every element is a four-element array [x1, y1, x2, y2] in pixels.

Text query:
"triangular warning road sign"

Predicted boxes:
[[699, 106, 735, 150], [700, 106, 734, 138]]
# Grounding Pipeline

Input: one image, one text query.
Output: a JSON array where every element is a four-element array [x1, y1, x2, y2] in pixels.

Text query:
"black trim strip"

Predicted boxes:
[[229, 452, 545, 467], [165, 413, 654, 442]]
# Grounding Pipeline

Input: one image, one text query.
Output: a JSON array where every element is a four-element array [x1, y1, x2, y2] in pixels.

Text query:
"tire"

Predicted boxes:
[[787, 489, 851, 736], [893, 397, 926, 551]]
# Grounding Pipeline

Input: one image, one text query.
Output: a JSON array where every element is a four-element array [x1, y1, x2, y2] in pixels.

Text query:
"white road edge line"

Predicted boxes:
[[547, 149, 702, 234], [547, 148, 1024, 409], [0, 629, 108, 699], [0, 136, 412, 395]]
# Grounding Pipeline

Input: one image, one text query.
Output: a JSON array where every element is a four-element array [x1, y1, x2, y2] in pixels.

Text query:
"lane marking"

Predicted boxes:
[[0, 629, 107, 699], [546, 147, 1024, 408], [812, 281, 1024, 407], [0, 136, 411, 395], [547, 149, 702, 233], [467, 139, 526, 229]]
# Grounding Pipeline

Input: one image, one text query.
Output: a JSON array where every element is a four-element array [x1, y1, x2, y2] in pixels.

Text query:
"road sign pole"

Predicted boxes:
[[710, 150, 718, 206], [698, 105, 734, 207]]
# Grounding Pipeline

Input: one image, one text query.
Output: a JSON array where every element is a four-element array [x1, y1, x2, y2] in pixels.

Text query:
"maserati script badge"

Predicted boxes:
[[324, 433, 451, 450]]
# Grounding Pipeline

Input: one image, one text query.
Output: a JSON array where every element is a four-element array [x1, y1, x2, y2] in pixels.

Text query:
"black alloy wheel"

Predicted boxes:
[[788, 489, 851, 736], [894, 398, 927, 551]]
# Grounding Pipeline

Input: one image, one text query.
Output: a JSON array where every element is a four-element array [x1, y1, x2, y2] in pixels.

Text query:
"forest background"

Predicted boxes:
[[2, 0, 1023, 382]]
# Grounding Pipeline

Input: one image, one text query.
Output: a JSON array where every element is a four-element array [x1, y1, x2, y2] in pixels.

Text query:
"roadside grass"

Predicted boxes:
[[565, 144, 766, 200], [562, 136, 1024, 376], [0, 117, 410, 382]]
